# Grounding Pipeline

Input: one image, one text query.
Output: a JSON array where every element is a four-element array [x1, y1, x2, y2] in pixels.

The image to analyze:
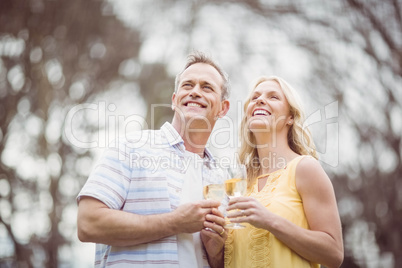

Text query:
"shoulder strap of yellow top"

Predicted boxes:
[[286, 155, 313, 188]]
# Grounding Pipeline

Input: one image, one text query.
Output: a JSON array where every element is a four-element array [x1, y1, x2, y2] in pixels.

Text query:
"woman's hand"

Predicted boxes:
[[201, 208, 227, 268], [226, 196, 273, 229]]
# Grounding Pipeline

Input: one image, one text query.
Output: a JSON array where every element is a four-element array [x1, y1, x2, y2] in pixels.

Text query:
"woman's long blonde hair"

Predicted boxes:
[[238, 76, 318, 189]]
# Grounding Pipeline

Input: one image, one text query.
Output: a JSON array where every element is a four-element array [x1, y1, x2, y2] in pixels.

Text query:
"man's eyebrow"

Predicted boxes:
[[201, 81, 212, 86], [180, 79, 193, 84], [180, 79, 219, 88], [201, 80, 218, 87]]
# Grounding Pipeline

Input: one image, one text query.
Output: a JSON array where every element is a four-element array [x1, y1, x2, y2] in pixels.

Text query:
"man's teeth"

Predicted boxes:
[[188, 103, 202, 108], [254, 110, 269, 116]]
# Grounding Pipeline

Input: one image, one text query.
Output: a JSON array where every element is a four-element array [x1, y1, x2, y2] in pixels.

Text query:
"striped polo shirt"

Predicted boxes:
[[77, 122, 214, 267]]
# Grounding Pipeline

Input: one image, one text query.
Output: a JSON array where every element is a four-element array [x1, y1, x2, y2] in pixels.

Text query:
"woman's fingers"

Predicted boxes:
[[227, 196, 250, 205], [227, 208, 247, 218], [227, 197, 256, 211]]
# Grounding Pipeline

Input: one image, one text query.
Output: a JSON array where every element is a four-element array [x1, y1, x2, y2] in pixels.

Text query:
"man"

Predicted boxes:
[[77, 51, 230, 268]]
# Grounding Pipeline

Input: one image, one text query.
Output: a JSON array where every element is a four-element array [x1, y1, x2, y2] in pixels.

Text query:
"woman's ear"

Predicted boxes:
[[287, 116, 294, 126]]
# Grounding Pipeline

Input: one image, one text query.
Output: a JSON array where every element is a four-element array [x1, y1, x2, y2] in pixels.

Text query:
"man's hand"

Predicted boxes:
[[172, 200, 221, 233]]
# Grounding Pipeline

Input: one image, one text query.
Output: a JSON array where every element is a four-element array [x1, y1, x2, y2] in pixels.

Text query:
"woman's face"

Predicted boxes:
[[245, 80, 293, 133]]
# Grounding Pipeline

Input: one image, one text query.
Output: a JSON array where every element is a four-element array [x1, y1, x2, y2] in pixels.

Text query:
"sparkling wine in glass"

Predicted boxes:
[[202, 162, 225, 201], [202, 161, 226, 232], [224, 164, 247, 229], [203, 183, 225, 201]]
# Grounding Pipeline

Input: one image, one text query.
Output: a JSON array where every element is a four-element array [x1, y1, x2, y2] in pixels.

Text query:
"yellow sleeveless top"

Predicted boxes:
[[224, 156, 320, 268]]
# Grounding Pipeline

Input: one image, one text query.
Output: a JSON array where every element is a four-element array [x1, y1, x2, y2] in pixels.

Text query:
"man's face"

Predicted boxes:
[[172, 63, 229, 127]]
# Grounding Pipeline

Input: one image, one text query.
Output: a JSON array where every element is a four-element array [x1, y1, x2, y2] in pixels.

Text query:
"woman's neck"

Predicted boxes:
[[254, 132, 298, 174]]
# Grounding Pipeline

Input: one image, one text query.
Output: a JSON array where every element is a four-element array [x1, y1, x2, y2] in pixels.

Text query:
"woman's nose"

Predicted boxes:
[[256, 97, 266, 105]]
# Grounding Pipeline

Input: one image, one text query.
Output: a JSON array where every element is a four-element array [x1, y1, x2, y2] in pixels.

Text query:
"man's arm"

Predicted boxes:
[[77, 196, 220, 247]]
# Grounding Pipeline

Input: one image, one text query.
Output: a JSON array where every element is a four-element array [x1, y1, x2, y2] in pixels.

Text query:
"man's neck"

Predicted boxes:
[[171, 117, 213, 156]]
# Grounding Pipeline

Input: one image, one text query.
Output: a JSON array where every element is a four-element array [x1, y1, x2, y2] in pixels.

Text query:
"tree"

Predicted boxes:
[[0, 0, 142, 266]]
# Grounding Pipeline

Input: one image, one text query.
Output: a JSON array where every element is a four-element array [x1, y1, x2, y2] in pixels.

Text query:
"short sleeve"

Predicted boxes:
[[77, 143, 132, 210]]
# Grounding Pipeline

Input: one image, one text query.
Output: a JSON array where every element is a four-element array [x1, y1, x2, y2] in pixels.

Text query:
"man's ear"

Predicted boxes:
[[171, 93, 176, 111], [217, 99, 230, 118]]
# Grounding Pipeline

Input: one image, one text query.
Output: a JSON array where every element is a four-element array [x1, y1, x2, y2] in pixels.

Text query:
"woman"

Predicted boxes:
[[225, 76, 343, 268]]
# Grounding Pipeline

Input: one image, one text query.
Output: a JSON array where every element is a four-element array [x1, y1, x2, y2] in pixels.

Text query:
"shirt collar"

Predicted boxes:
[[160, 122, 215, 162], [203, 148, 215, 162], [161, 122, 184, 147]]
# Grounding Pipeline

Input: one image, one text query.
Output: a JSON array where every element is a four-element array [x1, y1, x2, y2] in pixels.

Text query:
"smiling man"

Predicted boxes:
[[77, 51, 230, 268], [172, 56, 230, 156]]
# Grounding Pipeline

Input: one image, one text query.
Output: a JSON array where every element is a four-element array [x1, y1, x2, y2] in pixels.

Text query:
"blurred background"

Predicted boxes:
[[0, 0, 401, 267]]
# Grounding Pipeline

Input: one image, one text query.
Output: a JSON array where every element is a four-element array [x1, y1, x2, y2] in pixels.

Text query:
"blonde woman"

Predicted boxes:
[[225, 76, 343, 268]]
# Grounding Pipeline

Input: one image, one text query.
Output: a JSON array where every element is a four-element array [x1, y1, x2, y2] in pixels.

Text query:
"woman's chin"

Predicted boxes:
[[248, 120, 271, 131]]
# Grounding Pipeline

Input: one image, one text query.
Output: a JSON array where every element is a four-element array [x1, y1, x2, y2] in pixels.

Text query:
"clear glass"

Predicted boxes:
[[202, 161, 226, 232], [202, 162, 226, 201], [224, 164, 247, 229]]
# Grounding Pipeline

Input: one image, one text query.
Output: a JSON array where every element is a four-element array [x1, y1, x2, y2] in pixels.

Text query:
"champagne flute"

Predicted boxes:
[[224, 164, 247, 229], [202, 162, 225, 202], [202, 161, 226, 232]]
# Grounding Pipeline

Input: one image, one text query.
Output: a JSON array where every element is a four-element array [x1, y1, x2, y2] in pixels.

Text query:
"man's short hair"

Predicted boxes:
[[174, 51, 230, 100]]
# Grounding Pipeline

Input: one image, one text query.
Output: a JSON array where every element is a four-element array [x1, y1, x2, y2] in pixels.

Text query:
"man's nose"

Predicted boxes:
[[189, 84, 202, 97]]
